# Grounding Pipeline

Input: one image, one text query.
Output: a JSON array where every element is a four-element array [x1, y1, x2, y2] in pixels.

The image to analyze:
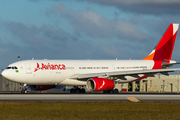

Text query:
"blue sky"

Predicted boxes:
[[0, 0, 180, 69]]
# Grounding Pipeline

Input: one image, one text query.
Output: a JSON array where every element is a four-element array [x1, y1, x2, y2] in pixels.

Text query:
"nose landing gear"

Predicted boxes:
[[20, 83, 28, 93]]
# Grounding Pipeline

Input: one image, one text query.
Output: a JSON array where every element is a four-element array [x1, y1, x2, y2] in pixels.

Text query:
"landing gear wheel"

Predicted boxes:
[[75, 88, 80, 93], [21, 90, 24, 93], [70, 88, 75, 93], [80, 88, 86, 93], [107, 90, 113, 93], [103, 89, 118, 94], [103, 90, 108, 94], [114, 89, 119, 93], [21, 89, 27, 94], [70, 87, 86, 94]]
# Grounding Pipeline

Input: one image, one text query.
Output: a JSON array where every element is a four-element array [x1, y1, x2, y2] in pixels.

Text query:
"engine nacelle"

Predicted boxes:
[[86, 78, 115, 91], [28, 85, 56, 91]]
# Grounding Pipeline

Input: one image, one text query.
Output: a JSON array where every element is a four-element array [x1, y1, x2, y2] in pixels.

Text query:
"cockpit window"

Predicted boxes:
[[6, 66, 18, 69], [7, 67, 11, 69]]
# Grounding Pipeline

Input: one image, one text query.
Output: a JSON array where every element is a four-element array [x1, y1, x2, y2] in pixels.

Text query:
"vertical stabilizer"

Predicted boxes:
[[143, 23, 179, 60]]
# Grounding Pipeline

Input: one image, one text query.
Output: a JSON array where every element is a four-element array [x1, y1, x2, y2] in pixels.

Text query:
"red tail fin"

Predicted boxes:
[[143, 23, 179, 61]]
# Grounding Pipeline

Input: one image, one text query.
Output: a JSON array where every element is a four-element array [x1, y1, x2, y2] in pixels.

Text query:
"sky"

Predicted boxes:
[[0, 0, 180, 70]]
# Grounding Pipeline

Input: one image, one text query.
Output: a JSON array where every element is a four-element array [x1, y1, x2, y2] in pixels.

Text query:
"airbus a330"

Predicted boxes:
[[2, 23, 180, 93]]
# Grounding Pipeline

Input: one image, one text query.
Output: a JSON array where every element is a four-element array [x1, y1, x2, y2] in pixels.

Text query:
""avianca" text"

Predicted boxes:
[[34, 63, 66, 72]]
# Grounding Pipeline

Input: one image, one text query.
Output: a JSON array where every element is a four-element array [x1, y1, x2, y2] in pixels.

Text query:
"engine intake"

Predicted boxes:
[[86, 78, 115, 91]]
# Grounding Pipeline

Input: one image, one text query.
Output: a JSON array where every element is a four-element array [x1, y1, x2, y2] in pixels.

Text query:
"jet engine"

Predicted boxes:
[[28, 85, 56, 91], [86, 78, 115, 91]]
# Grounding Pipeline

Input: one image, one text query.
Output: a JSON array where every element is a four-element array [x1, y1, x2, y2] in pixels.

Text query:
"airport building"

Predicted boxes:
[[115, 74, 180, 93], [0, 75, 66, 92], [0, 74, 180, 93], [0, 75, 20, 92]]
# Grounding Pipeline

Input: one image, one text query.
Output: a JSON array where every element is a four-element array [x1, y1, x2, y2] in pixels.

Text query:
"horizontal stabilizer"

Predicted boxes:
[[162, 62, 180, 68]]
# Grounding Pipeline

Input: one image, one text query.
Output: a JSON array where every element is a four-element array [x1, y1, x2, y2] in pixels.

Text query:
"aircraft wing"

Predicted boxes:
[[69, 68, 180, 80]]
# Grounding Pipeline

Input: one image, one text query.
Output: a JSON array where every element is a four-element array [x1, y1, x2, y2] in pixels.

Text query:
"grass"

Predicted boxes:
[[0, 102, 180, 120]]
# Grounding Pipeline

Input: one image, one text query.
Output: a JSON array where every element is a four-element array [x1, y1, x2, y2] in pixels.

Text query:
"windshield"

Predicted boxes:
[[6, 66, 18, 69]]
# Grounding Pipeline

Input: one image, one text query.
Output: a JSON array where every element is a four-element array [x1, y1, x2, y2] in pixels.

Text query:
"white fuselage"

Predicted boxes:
[[2, 60, 155, 85]]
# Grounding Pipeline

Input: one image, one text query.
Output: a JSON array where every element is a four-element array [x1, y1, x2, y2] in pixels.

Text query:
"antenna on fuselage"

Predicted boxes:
[[18, 56, 20, 61]]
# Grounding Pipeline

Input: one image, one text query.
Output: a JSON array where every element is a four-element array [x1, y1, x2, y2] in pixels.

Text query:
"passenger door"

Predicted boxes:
[[25, 64, 32, 74]]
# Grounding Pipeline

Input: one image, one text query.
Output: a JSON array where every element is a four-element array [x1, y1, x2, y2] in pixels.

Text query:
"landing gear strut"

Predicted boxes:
[[70, 87, 86, 93]]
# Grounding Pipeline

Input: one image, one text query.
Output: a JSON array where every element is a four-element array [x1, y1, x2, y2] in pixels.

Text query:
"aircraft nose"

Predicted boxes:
[[2, 70, 6, 77], [2, 69, 8, 79]]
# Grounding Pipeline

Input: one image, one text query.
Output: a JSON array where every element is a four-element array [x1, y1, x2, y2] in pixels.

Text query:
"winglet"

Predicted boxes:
[[143, 23, 179, 60]]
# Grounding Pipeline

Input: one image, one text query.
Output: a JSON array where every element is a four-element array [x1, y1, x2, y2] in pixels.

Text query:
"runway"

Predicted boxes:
[[0, 93, 180, 102]]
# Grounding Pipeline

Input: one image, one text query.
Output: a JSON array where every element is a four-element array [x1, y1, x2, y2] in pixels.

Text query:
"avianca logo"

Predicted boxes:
[[34, 63, 66, 72], [98, 80, 105, 91]]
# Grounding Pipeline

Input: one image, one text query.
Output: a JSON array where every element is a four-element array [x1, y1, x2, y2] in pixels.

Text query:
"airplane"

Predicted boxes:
[[1, 23, 180, 93]]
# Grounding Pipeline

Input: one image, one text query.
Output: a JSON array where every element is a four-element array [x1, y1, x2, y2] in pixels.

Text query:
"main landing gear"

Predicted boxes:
[[70, 87, 119, 94], [103, 89, 119, 94], [70, 87, 86, 93]]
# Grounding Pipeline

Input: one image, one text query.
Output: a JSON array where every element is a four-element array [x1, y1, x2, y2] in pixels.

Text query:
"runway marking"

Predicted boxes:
[[127, 97, 140, 102]]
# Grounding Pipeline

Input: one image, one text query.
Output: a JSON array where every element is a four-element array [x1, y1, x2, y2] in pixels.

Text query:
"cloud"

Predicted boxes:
[[2, 21, 78, 56], [47, 3, 145, 41], [1, 1, 180, 71], [0, 21, 114, 59], [0, 19, 149, 70], [76, 0, 180, 15]]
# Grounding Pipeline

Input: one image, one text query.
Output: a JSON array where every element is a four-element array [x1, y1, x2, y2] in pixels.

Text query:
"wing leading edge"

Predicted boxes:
[[69, 68, 180, 81]]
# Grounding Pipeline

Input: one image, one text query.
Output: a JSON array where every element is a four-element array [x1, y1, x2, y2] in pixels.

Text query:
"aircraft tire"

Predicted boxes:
[[21, 90, 27, 94], [70, 88, 75, 93], [80, 88, 86, 93], [21, 88, 27, 94], [103, 90, 107, 94], [113, 89, 119, 93], [21, 90, 24, 93], [107, 90, 113, 93], [75, 88, 81, 93]]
